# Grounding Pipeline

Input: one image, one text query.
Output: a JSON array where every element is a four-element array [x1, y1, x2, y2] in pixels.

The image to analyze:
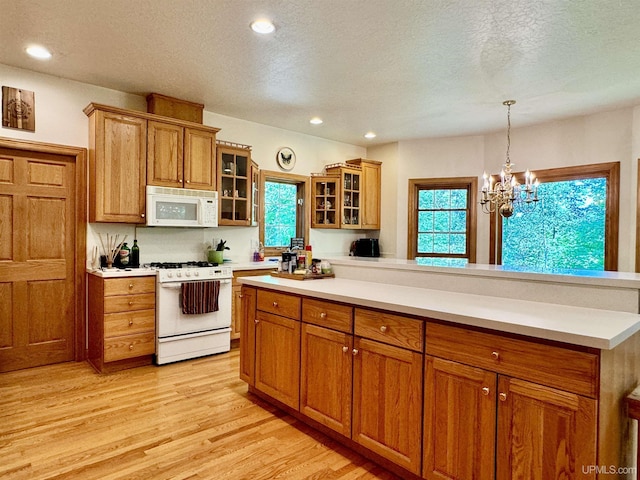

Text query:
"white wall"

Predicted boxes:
[[372, 106, 639, 271], [0, 64, 366, 265]]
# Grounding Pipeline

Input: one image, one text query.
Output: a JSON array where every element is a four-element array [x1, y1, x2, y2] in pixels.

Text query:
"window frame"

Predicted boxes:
[[259, 170, 310, 257], [490, 162, 620, 271], [407, 177, 478, 262]]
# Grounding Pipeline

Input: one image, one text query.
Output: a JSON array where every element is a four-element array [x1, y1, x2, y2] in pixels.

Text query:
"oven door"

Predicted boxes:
[[157, 279, 232, 338]]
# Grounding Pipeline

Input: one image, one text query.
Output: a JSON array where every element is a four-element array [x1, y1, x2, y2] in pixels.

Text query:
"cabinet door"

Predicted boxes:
[[90, 110, 147, 223], [311, 176, 340, 228], [360, 161, 381, 229], [340, 168, 361, 229], [423, 356, 496, 480], [496, 376, 597, 480], [300, 323, 353, 436], [352, 337, 423, 475], [184, 128, 216, 190], [231, 284, 242, 340], [254, 310, 300, 410], [239, 286, 257, 385], [147, 120, 184, 188]]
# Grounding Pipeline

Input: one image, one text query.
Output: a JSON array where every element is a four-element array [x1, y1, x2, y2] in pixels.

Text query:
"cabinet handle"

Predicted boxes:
[[499, 392, 507, 402], [178, 178, 182, 182], [141, 213, 145, 218], [352, 348, 359, 356], [129, 344, 134, 350], [481, 387, 490, 396], [186, 180, 190, 184], [128, 320, 133, 326], [128, 301, 134, 306], [273, 301, 278, 307], [320, 312, 327, 318], [380, 325, 388, 333], [342, 346, 349, 353], [254, 318, 259, 324], [128, 283, 134, 289], [491, 351, 500, 360], [239, 294, 243, 298]]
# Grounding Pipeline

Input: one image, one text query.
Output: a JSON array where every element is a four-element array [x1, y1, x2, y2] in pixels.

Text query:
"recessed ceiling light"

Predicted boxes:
[[26, 45, 52, 60], [364, 132, 377, 139], [310, 117, 323, 125], [251, 19, 275, 34]]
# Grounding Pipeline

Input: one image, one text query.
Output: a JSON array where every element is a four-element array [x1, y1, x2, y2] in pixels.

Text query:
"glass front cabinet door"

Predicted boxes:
[[311, 175, 340, 228], [217, 142, 252, 226]]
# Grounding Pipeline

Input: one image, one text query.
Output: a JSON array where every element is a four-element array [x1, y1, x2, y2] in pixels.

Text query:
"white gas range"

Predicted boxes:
[[152, 261, 233, 365]]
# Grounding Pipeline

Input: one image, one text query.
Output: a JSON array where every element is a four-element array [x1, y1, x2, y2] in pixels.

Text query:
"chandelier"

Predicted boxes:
[[480, 100, 540, 218]]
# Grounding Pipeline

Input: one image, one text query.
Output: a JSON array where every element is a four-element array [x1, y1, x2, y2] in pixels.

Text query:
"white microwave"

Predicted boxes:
[[146, 186, 218, 227]]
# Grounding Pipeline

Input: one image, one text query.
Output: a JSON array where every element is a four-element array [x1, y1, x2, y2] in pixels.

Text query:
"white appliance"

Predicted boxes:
[[146, 186, 218, 227], [155, 262, 232, 364]]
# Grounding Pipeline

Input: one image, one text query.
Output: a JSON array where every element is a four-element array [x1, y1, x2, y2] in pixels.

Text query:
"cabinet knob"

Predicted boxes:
[[186, 180, 190, 184], [342, 346, 349, 353], [499, 392, 507, 402], [129, 283, 134, 289], [129, 320, 133, 326], [352, 348, 359, 356], [128, 301, 134, 306], [273, 301, 278, 307], [254, 318, 259, 324], [491, 351, 500, 360], [239, 294, 243, 299], [320, 312, 327, 318], [481, 387, 490, 396], [140, 213, 145, 218], [380, 325, 388, 333], [129, 344, 134, 350]]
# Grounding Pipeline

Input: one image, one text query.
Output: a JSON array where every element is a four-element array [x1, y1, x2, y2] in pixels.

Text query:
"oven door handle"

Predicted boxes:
[[160, 279, 231, 289]]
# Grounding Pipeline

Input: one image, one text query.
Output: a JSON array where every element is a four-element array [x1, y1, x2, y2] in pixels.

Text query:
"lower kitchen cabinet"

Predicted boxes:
[[300, 323, 353, 437], [231, 269, 271, 341], [239, 285, 256, 385], [352, 337, 423, 475], [87, 274, 156, 373]]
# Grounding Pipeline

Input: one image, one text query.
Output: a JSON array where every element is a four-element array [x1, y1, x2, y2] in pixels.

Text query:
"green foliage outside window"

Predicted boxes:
[[501, 178, 606, 270], [417, 188, 468, 259], [264, 181, 297, 247]]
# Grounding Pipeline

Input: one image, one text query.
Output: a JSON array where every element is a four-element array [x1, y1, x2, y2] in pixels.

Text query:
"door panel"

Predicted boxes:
[[0, 149, 77, 372]]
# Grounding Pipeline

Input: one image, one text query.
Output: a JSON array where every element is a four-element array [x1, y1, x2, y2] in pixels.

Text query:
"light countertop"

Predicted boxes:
[[239, 275, 640, 350], [87, 267, 157, 278]]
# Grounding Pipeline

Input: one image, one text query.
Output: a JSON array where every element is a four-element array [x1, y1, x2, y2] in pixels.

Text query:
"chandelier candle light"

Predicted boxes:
[[480, 100, 540, 218]]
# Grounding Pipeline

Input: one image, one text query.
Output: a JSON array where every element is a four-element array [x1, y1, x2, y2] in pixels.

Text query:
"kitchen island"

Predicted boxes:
[[239, 274, 640, 479]]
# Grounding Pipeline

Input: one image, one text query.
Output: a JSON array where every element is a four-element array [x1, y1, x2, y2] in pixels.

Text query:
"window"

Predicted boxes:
[[259, 170, 310, 256], [408, 177, 477, 264], [491, 162, 619, 271]]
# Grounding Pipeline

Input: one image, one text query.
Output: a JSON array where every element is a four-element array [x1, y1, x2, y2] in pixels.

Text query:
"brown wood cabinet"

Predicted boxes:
[[86, 108, 147, 223], [311, 175, 340, 228], [87, 274, 156, 373], [239, 285, 257, 385], [147, 121, 217, 190], [424, 322, 598, 480], [217, 142, 252, 225], [232, 269, 271, 340], [346, 158, 382, 229]]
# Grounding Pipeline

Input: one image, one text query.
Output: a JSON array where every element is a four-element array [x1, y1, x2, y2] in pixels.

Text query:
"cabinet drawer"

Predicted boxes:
[[302, 298, 352, 333], [104, 332, 155, 362], [354, 308, 423, 352], [426, 323, 599, 398], [104, 276, 156, 296], [104, 309, 155, 337], [104, 293, 156, 314], [257, 290, 301, 320]]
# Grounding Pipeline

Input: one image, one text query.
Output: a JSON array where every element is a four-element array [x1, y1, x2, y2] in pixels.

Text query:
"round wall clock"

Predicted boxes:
[[276, 147, 296, 171]]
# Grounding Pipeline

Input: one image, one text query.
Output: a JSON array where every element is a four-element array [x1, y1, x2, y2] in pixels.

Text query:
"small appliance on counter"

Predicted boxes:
[[350, 238, 380, 257]]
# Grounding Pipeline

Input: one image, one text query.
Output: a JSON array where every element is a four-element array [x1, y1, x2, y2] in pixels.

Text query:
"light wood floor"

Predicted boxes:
[[0, 348, 400, 480]]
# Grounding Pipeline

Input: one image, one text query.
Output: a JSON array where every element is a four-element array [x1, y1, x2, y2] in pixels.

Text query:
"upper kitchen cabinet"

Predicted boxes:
[[311, 175, 340, 228], [217, 141, 252, 226], [251, 160, 260, 226], [85, 105, 147, 223], [147, 121, 217, 190], [324, 159, 381, 230]]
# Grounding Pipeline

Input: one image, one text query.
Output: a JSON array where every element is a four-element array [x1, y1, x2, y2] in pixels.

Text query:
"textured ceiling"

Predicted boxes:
[[2, 0, 640, 146]]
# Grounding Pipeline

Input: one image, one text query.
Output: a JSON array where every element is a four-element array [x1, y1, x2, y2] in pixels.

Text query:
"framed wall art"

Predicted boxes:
[[2, 86, 35, 132], [276, 147, 296, 171]]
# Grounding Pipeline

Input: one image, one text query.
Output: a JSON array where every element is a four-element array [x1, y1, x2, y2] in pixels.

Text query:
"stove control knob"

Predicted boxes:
[[194, 271, 199, 277], [177, 272, 182, 278], [185, 271, 191, 277], [167, 272, 173, 278]]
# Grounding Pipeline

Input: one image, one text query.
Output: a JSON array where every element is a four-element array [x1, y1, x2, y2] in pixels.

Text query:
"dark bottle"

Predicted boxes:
[[131, 239, 140, 268]]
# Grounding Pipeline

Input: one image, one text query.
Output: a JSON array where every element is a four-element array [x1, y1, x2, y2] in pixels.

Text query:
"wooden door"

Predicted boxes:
[[89, 110, 146, 223], [184, 128, 215, 190], [239, 286, 256, 385], [0, 147, 78, 372], [147, 120, 184, 188], [496, 376, 597, 480], [423, 356, 497, 480], [254, 310, 300, 409], [352, 337, 423, 475], [300, 323, 353, 436], [360, 161, 381, 229]]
